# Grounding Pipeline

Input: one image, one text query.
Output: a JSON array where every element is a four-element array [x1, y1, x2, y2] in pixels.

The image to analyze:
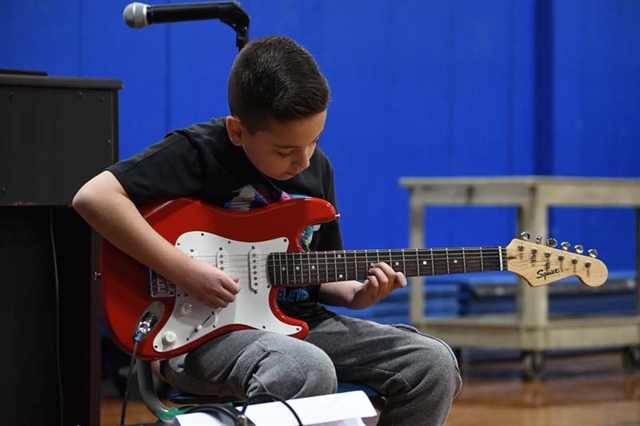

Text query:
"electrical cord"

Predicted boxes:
[[48, 208, 64, 426], [240, 393, 303, 426], [183, 402, 254, 426], [119, 332, 144, 426]]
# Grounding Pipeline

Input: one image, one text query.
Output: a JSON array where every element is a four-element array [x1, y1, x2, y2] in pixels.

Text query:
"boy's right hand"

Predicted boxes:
[[179, 258, 241, 309]]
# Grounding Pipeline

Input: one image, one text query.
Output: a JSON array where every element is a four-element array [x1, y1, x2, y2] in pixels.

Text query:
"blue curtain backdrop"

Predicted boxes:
[[1, 0, 638, 272]]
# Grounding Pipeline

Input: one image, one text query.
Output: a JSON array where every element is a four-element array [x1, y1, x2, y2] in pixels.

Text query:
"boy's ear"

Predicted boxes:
[[226, 116, 245, 147]]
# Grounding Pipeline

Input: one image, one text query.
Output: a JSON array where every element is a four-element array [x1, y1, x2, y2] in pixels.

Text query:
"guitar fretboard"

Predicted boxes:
[[267, 247, 506, 286]]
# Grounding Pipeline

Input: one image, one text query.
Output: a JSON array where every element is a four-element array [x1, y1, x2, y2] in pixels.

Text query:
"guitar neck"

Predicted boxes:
[[267, 247, 507, 286]]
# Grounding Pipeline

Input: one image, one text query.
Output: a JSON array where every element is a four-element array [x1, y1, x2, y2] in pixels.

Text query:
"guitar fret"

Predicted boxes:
[[401, 250, 406, 274], [415, 248, 420, 276], [445, 248, 450, 274], [292, 252, 297, 285], [480, 247, 484, 272], [462, 248, 467, 273], [343, 250, 348, 281], [354, 251, 358, 280], [325, 252, 329, 283], [430, 249, 435, 276], [365, 252, 370, 275]]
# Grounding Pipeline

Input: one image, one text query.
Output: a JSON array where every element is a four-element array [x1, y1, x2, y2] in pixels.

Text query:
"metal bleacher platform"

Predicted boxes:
[[398, 176, 640, 379]]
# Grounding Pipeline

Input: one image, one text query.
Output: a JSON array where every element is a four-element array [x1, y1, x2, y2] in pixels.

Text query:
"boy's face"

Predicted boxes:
[[227, 111, 327, 181]]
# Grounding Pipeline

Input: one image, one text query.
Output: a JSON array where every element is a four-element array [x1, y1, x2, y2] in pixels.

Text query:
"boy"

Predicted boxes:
[[73, 35, 461, 425]]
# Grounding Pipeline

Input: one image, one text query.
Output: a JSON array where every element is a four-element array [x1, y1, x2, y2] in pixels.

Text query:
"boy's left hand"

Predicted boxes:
[[351, 262, 407, 309]]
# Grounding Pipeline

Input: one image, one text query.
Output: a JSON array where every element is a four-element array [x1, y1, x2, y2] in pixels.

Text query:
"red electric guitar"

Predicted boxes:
[[100, 197, 608, 360]]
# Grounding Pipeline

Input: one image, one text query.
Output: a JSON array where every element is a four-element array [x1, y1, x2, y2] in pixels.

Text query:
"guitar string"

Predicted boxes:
[[184, 248, 509, 261], [183, 253, 510, 270], [156, 253, 580, 287], [186, 256, 508, 268], [181, 251, 512, 264]]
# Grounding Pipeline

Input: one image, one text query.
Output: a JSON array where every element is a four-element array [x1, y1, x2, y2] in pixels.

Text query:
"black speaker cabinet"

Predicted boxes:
[[0, 74, 121, 426]]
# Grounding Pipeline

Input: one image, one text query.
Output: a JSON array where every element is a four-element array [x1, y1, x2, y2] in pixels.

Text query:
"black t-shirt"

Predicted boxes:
[[107, 118, 342, 322]]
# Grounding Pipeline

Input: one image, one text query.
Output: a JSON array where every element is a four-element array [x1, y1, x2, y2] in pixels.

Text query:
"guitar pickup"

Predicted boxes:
[[248, 248, 261, 292]]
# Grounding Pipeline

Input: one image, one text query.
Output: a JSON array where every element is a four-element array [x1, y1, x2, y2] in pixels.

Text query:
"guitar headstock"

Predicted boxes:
[[506, 234, 608, 288]]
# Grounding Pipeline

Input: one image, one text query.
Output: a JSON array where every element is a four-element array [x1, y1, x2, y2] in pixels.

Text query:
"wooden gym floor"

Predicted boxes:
[[102, 350, 640, 426]]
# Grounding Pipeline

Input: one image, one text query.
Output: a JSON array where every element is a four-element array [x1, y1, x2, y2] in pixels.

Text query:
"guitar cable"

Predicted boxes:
[[240, 394, 303, 426], [120, 313, 158, 426], [119, 332, 143, 426], [181, 393, 301, 426]]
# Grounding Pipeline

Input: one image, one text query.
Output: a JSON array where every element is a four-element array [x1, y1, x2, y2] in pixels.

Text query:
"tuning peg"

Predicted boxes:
[[535, 235, 543, 244], [520, 232, 531, 241], [588, 249, 598, 258], [546, 238, 557, 248], [560, 241, 570, 251], [574, 245, 584, 254]]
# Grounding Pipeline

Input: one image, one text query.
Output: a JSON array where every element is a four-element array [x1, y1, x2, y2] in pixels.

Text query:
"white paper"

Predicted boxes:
[[172, 390, 377, 426], [173, 411, 227, 426], [243, 391, 376, 426]]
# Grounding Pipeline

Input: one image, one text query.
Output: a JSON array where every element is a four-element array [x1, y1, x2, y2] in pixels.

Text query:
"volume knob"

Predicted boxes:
[[162, 331, 177, 346]]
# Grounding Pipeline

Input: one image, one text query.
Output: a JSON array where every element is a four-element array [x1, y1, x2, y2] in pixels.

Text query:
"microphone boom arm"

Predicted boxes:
[[125, 1, 250, 51], [218, 4, 249, 51]]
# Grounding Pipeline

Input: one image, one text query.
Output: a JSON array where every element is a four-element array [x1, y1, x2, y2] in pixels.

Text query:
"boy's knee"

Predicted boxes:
[[247, 345, 337, 399], [394, 326, 461, 397], [424, 339, 462, 397]]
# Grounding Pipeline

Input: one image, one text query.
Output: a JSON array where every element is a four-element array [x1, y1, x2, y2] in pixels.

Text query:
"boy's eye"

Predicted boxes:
[[276, 151, 292, 157]]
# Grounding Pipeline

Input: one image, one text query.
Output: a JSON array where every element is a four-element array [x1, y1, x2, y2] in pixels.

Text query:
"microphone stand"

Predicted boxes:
[[218, 2, 250, 51], [220, 1, 249, 51]]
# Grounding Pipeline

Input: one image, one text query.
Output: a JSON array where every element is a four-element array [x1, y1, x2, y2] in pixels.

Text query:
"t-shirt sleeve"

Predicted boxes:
[[309, 158, 344, 252], [107, 133, 205, 208]]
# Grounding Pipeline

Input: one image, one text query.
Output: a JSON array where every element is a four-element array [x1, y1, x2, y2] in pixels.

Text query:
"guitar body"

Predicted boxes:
[[100, 197, 338, 360]]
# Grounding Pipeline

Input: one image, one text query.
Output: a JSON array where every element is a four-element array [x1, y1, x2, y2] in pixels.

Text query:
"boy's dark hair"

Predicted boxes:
[[228, 35, 330, 133]]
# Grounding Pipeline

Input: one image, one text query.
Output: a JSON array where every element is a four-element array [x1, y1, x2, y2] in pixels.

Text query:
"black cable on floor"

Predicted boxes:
[[240, 393, 303, 426]]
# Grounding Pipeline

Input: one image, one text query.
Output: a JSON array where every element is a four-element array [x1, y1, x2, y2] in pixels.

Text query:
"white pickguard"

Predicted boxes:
[[152, 232, 300, 354]]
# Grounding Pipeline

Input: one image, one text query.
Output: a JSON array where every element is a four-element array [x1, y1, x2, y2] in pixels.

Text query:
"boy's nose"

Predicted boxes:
[[294, 152, 311, 170]]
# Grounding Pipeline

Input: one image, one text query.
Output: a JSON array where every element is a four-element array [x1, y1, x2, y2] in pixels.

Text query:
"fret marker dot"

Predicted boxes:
[[394, 262, 400, 266], [454, 259, 458, 264], [295, 266, 300, 271], [422, 261, 427, 265], [311, 266, 316, 270], [339, 274, 343, 279], [281, 267, 286, 271]]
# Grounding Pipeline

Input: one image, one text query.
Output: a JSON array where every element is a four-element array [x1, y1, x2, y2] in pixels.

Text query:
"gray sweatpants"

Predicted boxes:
[[163, 314, 462, 426]]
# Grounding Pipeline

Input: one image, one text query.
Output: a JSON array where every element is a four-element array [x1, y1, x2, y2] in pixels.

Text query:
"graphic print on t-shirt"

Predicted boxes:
[[224, 184, 320, 304]]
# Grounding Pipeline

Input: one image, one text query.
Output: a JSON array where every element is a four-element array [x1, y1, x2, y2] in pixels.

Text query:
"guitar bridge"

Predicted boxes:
[[149, 270, 175, 297]]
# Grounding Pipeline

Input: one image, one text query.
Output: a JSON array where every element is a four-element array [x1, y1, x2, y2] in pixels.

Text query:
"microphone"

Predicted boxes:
[[123, 1, 249, 30]]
